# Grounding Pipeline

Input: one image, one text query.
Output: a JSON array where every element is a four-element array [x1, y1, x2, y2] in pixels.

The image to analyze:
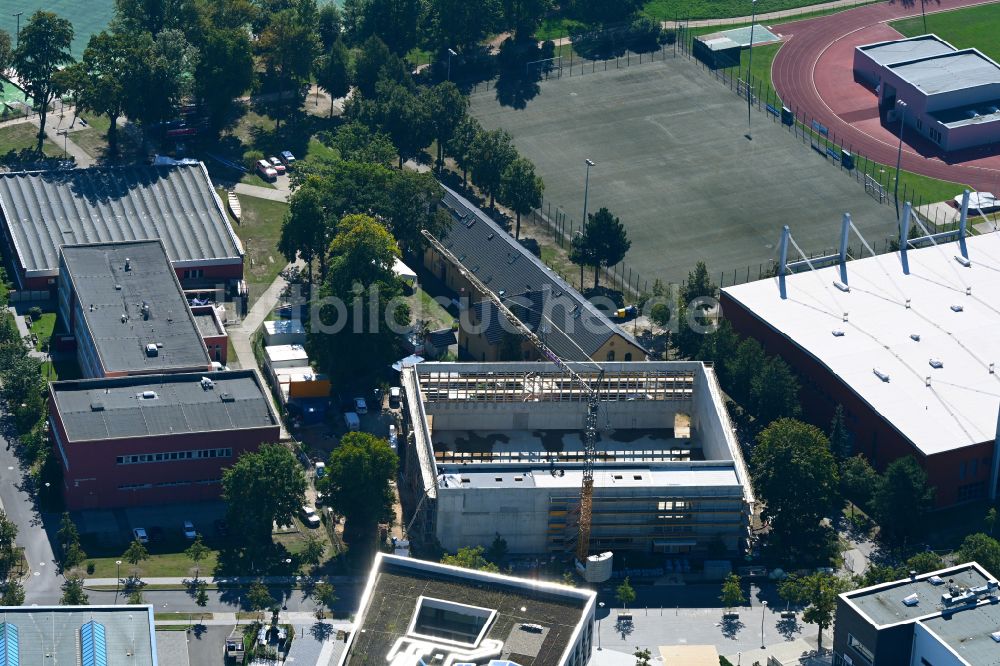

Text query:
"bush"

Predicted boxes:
[[86, 561, 95, 575], [627, 17, 664, 53], [27, 306, 42, 320], [243, 150, 265, 171], [650, 302, 672, 327]]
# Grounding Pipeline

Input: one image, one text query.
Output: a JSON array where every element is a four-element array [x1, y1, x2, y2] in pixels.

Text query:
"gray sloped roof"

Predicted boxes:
[[438, 186, 646, 361], [51, 370, 278, 443], [0, 163, 243, 276], [61, 240, 212, 375]]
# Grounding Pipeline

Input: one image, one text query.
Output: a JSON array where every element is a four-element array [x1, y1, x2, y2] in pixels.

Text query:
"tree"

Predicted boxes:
[[448, 116, 482, 186], [906, 551, 945, 574], [257, 7, 319, 125], [500, 157, 543, 239], [352, 36, 404, 98], [501, 0, 552, 40], [315, 38, 350, 116], [780, 574, 852, 651], [575, 207, 631, 288], [342, 0, 420, 54], [123, 29, 200, 129], [61, 576, 89, 605], [840, 454, 879, 513], [986, 508, 998, 537], [57, 512, 87, 570], [317, 3, 343, 50], [312, 581, 339, 613], [369, 80, 433, 168], [634, 649, 652, 666], [196, 582, 209, 607], [752, 419, 841, 565], [0, 580, 24, 606], [0, 510, 17, 577], [247, 581, 276, 617], [123, 538, 150, 575], [871, 457, 934, 545], [280, 180, 331, 279], [749, 356, 800, 426], [385, 170, 448, 255], [12, 11, 74, 152], [486, 534, 509, 565], [425, 0, 500, 53], [441, 545, 500, 572], [724, 338, 766, 406], [194, 24, 254, 130], [222, 444, 307, 545], [326, 122, 396, 166], [828, 405, 852, 460], [719, 573, 744, 611], [680, 261, 716, 305], [569, 232, 598, 292], [185, 534, 210, 581], [320, 431, 398, 538], [300, 534, 326, 568], [470, 128, 517, 210], [616, 576, 636, 610], [957, 533, 1000, 578], [113, 0, 193, 35], [0, 30, 12, 77], [73, 31, 134, 154], [127, 588, 145, 604], [424, 82, 467, 172]]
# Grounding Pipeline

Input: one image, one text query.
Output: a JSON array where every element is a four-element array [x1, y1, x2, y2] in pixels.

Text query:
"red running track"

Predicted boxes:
[[771, 0, 1000, 195]]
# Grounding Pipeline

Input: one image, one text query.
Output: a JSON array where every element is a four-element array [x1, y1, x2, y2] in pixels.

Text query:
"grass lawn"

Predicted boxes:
[[642, 0, 863, 21], [86, 549, 220, 579], [0, 123, 61, 158], [891, 2, 1000, 63], [407, 284, 455, 332], [230, 193, 289, 306], [71, 113, 112, 159], [41, 357, 82, 382], [29, 312, 57, 351]]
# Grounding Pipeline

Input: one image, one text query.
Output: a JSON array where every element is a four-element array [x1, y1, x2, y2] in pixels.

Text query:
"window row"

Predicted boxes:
[[116, 448, 233, 465], [119, 478, 221, 491]]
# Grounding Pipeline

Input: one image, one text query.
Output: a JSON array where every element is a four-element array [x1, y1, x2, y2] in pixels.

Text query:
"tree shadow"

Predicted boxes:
[[615, 618, 634, 639], [720, 616, 745, 639], [493, 38, 555, 109], [310, 622, 335, 642], [777, 616, 803, 640]]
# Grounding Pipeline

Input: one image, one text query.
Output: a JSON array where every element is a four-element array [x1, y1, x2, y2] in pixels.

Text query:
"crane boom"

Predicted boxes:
[[422, 230, 600, 562]]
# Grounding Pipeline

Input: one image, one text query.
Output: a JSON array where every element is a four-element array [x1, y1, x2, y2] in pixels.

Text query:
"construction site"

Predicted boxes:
[[398, 361, 754, 566]]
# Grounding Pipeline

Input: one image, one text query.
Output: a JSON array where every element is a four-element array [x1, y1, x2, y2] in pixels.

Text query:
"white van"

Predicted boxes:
[[344, 412, 360, 431]]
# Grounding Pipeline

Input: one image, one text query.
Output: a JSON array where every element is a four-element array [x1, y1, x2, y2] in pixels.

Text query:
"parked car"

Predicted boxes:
[[256, 159, 277, 181], [280, 150, 296, 166], [389, 424, 398, 449], [344, 411, 360, 431], [269, 156, 286, 174], [183, 521, 197, 539], [389, 386, 402, 407], [132, 527, 149, 544], [315, 461, 326, 478], [353, 397, 368, 414], [300, 506, 321, 528]]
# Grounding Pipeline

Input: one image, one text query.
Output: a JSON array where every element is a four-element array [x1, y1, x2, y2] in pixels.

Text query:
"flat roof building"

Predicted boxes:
[[0, 605, 157, 664], [854, 35, 1000, 151], [425, 186, 647, 364], [834, 562, 1000, 666], [58, 240, 213, 378], [0, 163, 243, 290], [721, 232, 1000, 506], [49, 370, 280, 509], [400, 361, 753, 558], [340, 553, 595, 666]]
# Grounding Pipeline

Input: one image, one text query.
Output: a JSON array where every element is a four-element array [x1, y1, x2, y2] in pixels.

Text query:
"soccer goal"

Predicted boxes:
[[864, 174, 887, 203], [736, 78, 758, 105], [526, 56, 563, 80]]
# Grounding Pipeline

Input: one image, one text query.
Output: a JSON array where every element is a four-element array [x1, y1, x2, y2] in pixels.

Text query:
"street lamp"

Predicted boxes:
[[597, 602, 605, 651], [582, 159, 596, 225], [447, 48, 458, 82], [760, 600, 768, 649], [893, 100, 908, 221], [12, 12, 22, 49], [115, 560, 122, 604], [746, 0, 759, 140]]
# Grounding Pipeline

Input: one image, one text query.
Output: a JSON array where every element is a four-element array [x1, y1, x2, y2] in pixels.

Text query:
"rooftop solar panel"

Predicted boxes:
[[80, 621, 107, 666]]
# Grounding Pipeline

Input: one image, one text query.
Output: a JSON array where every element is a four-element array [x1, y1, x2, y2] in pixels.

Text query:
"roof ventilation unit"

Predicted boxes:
[[873, 368, 890, 382], [90, 401, 104, 412], [910, 334, 920, 342], [124, 257, 131, 271], [220, 392, 235, 402], [929, 358, 943, 369], [929, 576, 945, 585], [842, 312, 849, 322], [833, 280, 850, 292], [992, 631, 1000, 643], [141, 391, 157, 400], [200, 377, 215, 390], [955, 255, 971, 267], [832, 330, 845, 337], [951, 304, 964, 312], [905, 299, 911, 309], [145, 343, 158, 357], [902, 593, 919, 607]]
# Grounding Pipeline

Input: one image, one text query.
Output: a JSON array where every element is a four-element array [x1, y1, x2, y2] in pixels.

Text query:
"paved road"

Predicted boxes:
[[0, 436, 62, 603], [772, 0, 1000, 193]]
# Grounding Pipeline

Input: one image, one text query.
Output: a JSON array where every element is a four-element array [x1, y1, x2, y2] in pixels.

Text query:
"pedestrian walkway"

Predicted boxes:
[[152, 612, 351, 627], [84, 575, 356, 587], [38, 108, 94, 167], [235, 182, 290, 202]]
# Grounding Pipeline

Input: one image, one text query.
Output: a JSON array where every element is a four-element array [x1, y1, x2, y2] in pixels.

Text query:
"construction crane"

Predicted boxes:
[[422, 230, 602, 562]]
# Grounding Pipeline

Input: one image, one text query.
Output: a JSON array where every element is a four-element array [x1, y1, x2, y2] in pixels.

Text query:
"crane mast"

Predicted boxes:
[[422, 230, 601, 562]]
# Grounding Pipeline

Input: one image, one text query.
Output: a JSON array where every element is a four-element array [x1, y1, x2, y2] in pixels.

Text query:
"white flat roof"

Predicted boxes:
[[723, 233, 1000, 456], [264, 344, 309, 363], [439, 464, 742, 490], [264, 319, 306, 335]]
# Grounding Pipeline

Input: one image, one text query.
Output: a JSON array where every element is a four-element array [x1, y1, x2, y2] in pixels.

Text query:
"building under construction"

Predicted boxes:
[[400, 361, 754, 558]]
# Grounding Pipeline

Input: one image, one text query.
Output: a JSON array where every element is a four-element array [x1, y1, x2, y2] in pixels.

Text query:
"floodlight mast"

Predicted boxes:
[[422, 229, 602, 562]]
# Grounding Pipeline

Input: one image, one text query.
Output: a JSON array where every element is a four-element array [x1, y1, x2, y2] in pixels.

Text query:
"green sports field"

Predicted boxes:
[[891, 2, 1000, 63], [0, 1, 115, 60]]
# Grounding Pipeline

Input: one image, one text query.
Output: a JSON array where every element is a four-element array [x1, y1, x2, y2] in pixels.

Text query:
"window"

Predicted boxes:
[[606, 351, 615, 361], [183, 269, 205, 279], [116, 448, 233, 465], [847, 634, 874, 665], [916, 118, 923, 131], [960, 461, 967, 480], [624, 353, 632, 361]]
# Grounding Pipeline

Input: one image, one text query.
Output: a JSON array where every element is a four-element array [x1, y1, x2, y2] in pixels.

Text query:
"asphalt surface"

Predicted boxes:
[[772, 0, 1000, 192], [470, 56, 900, 287]]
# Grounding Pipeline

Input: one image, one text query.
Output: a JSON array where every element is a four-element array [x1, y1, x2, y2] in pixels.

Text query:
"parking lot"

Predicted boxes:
[[74, 501, 229, 549]]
